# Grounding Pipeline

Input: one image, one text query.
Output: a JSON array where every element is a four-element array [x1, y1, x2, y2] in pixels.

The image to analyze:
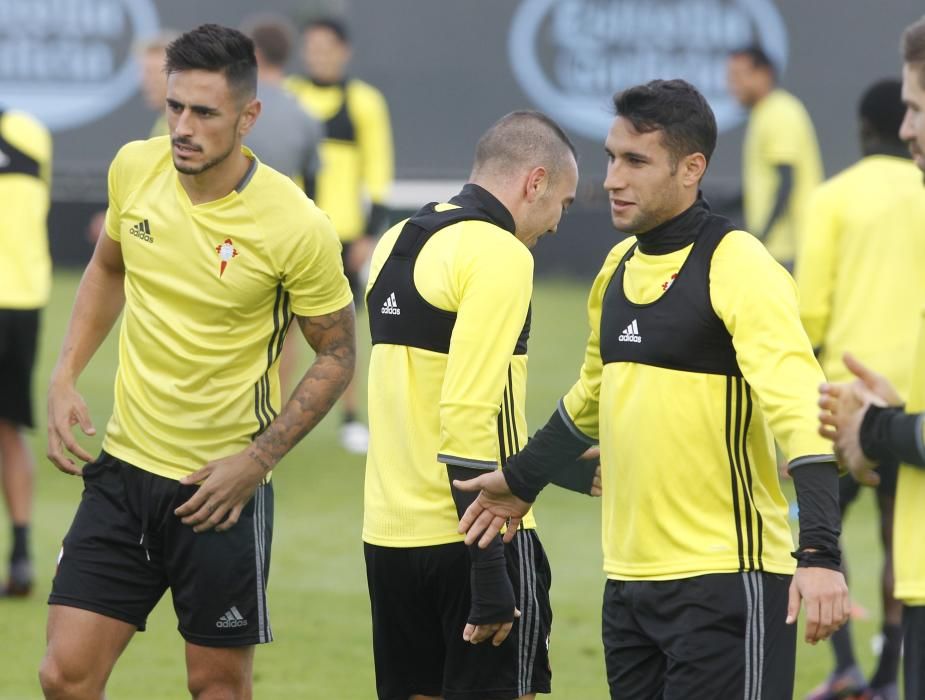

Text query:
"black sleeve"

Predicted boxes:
[[790, 461, 842, 571], [547, 452, 598, 495], [365, 203, 391, 238], [860, 406, 925, 467], [446, 465, 515, 625], [503, 408, 594, 503], [756, 164, 793, 242]]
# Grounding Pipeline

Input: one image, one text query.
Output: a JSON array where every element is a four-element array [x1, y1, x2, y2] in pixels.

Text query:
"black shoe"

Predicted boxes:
[[2, 559, 33, 597]]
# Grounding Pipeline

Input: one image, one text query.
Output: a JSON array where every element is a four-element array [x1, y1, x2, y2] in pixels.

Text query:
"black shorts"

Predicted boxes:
[[839, 457, 899, 510], [365, 529, 552, 700], [0, 308, 40, 427], [904, 604, 925, 700], [48, 452, 274, 647], [602, 571, 795, 699]]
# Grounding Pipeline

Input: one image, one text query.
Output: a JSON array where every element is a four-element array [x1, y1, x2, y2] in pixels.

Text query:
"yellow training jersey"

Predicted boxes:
[[102, 136, 352, 480], [285, 76, 393, 241], [562, 214, 831, 580], [743, 89, 823, 264], [797, 155, 925, 394], [363, 185, 537, 547], [0, 109, 52, 309], [894, 306, 925, 605]]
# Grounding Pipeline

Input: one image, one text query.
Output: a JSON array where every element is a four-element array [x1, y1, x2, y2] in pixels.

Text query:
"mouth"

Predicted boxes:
[[611, 199, 635, 214], [172, 141, 201, 157]]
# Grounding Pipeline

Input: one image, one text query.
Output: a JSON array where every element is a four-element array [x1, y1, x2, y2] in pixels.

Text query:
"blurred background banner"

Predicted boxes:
[[12, 0, 923, 272]]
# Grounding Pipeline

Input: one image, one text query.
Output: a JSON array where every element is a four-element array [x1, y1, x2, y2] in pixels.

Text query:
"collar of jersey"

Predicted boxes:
[[635, 195, 710, 255], [448, 183, 516, 235]]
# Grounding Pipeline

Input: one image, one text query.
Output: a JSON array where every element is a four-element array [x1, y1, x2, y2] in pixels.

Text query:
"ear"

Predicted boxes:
[[238, 98, 262, 137], [679, 152, 707, 188], [523, 166, 549, 204]]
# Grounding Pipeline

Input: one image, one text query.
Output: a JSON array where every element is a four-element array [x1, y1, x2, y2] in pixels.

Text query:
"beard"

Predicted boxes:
[[172, 139, 236, 176]]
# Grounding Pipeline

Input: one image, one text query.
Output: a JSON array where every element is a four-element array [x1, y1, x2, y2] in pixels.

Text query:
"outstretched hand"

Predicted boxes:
[[454, 470, 532, 548]]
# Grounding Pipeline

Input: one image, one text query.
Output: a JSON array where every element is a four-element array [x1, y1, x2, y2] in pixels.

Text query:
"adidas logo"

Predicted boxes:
[[215, 606, 248, 629], [128, 218, 153, 243], [618, 319, 642, 343], [380, 291, 401, 315]]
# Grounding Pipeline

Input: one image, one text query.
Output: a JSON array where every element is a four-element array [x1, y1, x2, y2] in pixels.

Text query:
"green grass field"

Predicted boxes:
[[0, 271, 886, 699]]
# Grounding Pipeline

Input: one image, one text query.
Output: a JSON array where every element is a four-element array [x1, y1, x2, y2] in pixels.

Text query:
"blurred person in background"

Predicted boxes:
[[86, 30, 178, 247], [727, 45, 823, 271], [799, 78, 925, 700], [286, 16, 394, 454], [0, 107, 51, 598], [818, 15, 925, 700]]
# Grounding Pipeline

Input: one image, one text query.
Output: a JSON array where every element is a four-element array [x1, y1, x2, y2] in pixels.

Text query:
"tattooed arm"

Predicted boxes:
[[174, 303, 357, 532]]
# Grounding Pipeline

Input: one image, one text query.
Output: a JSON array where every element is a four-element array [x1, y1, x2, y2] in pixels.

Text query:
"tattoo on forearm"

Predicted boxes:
[[253, 304, 357, 468]]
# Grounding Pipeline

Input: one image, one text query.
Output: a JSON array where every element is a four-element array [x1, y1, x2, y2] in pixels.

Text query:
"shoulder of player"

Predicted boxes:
[[110, 136, 172, 189], [241, 165, 326, 228], [345, 78, 387, 107], [450, 219, 532, 264], [1, 109, 51, 162], [712, 229, 788, 277]]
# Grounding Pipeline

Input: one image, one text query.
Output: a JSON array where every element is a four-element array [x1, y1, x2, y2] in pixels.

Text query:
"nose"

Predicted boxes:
[[603, 161, 625, 192], [174, 108, 194, 137], [899, 107, 915, 144]]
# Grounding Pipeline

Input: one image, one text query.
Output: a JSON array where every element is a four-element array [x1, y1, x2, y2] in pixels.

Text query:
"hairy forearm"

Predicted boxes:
[[250, 305, 356, 471], [53, 258, 125, 383]]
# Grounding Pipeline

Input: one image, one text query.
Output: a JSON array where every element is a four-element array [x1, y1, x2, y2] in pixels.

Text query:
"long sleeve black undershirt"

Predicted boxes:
[[860, 406, 925, 467], [756, 164, 793, 242], [790, 461, 842, 570]]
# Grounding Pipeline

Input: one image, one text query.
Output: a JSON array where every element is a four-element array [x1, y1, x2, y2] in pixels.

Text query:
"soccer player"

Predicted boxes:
[[818, 15, 925, 700], [0, 106, 51, 597], [286, 16, 394, 453], [799, 79, 925, 700], [38, 25, 354, 699], [243, 17, 323, 197], [727, 46, 823, 270], [363, 111, 594, 700], [456, 80, 849, 699]]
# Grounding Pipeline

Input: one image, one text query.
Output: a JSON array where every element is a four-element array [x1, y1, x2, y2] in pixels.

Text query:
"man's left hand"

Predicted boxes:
[[786, 567, 850, 644], [174, 448, 270, 533]]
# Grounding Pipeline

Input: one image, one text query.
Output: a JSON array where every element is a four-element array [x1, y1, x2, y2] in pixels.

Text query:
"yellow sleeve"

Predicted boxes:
[[711, 231, 833, 462], [4, 111, 52, 188], [561, 240, 633, 441], [756, 98, 809, 165], [350, 81, 393, 206], [276, 204, 353, 317], [437, 228, 533, 467], [104, 143, 134, 242], [795, 180, 841, 347]]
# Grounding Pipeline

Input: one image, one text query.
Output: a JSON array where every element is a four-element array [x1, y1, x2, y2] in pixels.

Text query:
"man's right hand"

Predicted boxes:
[[453, 471, 532, 548], [47, 380, 96, 475]]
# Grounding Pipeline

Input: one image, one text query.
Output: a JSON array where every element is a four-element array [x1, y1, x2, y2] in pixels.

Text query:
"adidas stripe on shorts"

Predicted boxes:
[[364, 528, 552, 700], [49, 451, 274, 647]]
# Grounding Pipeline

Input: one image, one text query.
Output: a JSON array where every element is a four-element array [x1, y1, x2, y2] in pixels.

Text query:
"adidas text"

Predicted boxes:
[[618, 319, 642, 343], [381, 292, 401, 316], [216, 606, 248, 629], [129, 219, 153, 244]]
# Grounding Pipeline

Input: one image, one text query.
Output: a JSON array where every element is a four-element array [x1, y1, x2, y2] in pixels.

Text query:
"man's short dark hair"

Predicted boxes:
[[471, 110, 577, 184], [859, 79, 905, 143], [902, 15, 925, 87], [302, 17, 350, 44], [245, 19, 293, 68], [165, 24, 257, 102], [730, 45, 777, 78], [613, 79, 717, 169]]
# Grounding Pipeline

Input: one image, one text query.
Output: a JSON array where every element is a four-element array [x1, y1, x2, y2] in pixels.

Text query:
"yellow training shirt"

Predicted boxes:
[[562, 226, 831, 580], [102, 136, 352, 480], [797, 155, 925, 393], [894, 306, 925, 605], [0, 110, 52, 309], [363, 187, 538, 546], [285, 77, 393, 241], [743, 89, 823, 264]]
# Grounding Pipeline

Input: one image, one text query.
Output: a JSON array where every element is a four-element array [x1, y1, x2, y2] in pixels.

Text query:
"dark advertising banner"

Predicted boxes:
[[5, 0, 921, 273]]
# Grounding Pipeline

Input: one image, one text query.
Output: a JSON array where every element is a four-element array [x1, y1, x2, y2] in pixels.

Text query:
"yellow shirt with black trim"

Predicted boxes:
[[562, 226, 831, 580], [0, 109, 52, 309], [285, 76, 393, 241], [102, 135, 352, 480], [362, 191, 538, 547], [797, 155, 925, 394], [743, 88, 823, 264], [895, 307, 925, 605]]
